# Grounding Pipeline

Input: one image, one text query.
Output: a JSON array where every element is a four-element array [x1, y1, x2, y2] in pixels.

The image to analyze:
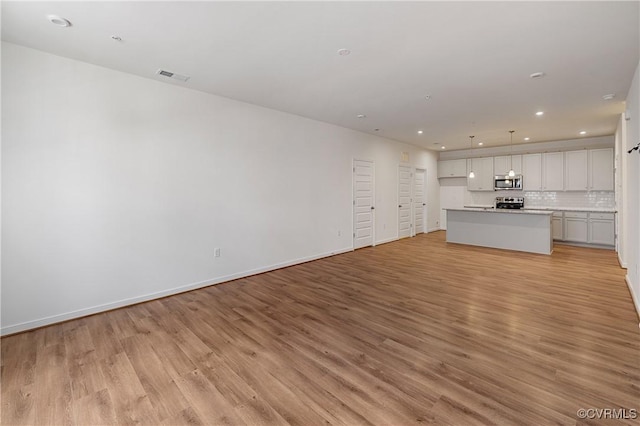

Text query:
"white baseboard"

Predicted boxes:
[[427, 227, 442, 233], [618, 252, 628, 269], [375, 236, 398, 246], [625, 274, 640, 323], [1, 246, 354, 336]]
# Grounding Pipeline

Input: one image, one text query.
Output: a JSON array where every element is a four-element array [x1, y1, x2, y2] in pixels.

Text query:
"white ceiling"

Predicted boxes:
[[2, 1, 639, 151]]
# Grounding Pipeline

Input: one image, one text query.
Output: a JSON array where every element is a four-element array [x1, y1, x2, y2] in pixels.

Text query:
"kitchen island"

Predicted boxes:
[[445, 208, 553, 255]]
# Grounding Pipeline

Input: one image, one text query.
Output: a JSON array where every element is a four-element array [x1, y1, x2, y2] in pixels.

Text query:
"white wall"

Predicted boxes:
[[1, 42, 439, 334], [615, 113, 627, 266], [622, 60, 640, 318]]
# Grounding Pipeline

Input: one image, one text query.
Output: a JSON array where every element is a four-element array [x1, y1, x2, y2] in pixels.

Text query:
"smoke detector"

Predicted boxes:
[[156, 69, 190, 82]]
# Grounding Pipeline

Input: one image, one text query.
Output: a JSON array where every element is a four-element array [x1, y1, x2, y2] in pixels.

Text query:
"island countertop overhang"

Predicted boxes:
[[444, 207, 553, 215]]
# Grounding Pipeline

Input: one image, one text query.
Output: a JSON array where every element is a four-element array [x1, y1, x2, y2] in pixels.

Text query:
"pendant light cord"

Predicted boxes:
[[468, 136, 475, 178], [508, 130, 515, 177]]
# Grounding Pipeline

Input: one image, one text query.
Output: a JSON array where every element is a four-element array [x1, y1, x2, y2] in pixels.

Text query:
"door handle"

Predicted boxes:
[[398, 205, 402, 208], [423, 203, 426, 206], [371, 206, 375, 210]]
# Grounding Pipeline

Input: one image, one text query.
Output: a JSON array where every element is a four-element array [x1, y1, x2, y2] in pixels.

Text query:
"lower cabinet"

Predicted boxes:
[[552, 213, 563, 240], [553, 211, 615, 246], [564, 212, 588, 243], [588, 213, 615, 245]]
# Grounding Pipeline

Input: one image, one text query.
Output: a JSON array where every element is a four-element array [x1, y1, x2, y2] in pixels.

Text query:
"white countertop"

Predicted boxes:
[[522, 206, 617, 213], [446, 207, 553, 215], [461, 205, 616, 213]]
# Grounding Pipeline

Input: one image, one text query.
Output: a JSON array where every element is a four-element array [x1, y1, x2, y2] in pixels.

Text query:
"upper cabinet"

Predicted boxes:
[[494, 155, 522, 176], [467, 157, 494, 191], [439, 146, 613, 192], [522, 153, 542, 191], [564, 150, 588, 191], [542, 152, 564, 191], [437, 159, 467, 178], [589, 148, 614, 191]]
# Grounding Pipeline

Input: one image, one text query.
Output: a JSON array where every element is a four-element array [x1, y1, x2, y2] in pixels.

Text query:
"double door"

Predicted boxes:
[[398, 166, 427, 239]]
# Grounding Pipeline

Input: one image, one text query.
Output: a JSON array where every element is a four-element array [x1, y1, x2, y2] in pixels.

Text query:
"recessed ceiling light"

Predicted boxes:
[[337, 48, 351, 56], [524, 137, 530, 141], [602, 93, 616, 101], [441, 146, 446, 150], [579, 131, 587, 135], [47, 15, 71, 27], [417, 130, 423, 134], [478, 142, 483, 146], [374, 128, 380, 132], [356, 114, 366, 119], [530, 72, 546, 79], [535, 111, 544, 116], [111, 35, 122, 41], [425, 95, 432, 100]]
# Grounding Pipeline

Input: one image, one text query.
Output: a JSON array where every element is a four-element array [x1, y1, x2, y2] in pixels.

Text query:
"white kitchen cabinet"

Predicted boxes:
[[564, 150, 589, 191], [494, 155, 522, 176], [522, 153, 542, 191], [589, 148, 614, 191], [542, 152, 564, 191], [564, 212, 588, 243], [438, 159, 467, 178], [552, 212, 564, 240], [467, 157, 494, 191], [588, 213, 615, 245]]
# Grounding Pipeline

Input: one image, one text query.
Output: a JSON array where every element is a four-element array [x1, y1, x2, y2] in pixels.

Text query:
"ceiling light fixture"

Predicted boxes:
[[425, 95, 432, 100], [602, 94, 616, 101], [524, 137, 530, 141], [468, 136, 475, 178], [508, 130, 515, 177], [579, 131, 587, 135], [535, 111, 544, 116], [441, 146, 446, 150], [356, 114, 366, 119], [417, 130, 423, 134], [529, 72, 546, 79], [478, 142, 483, 146], [337, 48, 351, 56], [47, 15, 71, 27], [111, 35, 122, 41]]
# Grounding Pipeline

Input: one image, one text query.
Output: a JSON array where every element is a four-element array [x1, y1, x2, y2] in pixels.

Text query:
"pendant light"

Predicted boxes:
[[468, 136, 475, 178], [508, 130, 515, 177]]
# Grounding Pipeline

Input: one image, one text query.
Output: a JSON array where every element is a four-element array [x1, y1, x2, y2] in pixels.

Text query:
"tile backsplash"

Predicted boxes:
[[467, 190, 615, 209]]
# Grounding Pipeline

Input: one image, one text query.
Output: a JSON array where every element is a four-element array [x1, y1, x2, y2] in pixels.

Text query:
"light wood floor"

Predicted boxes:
[[2, 231, 639, 425]]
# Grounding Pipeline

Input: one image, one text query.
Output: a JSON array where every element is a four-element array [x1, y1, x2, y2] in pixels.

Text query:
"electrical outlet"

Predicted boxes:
[[436, 220, 439, 226], [214, 248, 221, 258]]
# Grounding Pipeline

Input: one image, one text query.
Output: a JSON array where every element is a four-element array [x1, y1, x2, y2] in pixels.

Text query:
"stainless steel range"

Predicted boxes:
[[495, 197, 524, 209]]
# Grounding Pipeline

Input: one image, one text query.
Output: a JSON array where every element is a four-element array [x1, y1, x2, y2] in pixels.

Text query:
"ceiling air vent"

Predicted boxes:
[[156, 69, 190, 82]]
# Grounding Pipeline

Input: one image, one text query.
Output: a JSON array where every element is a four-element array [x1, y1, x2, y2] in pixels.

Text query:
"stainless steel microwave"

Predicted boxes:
[[494, 175, 523, 190]]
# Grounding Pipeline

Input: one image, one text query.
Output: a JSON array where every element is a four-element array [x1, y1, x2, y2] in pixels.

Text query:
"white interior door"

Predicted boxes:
[[398, 165, 412, 239], [414, 169, 426, 234], [353, 160, 374, 249]]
